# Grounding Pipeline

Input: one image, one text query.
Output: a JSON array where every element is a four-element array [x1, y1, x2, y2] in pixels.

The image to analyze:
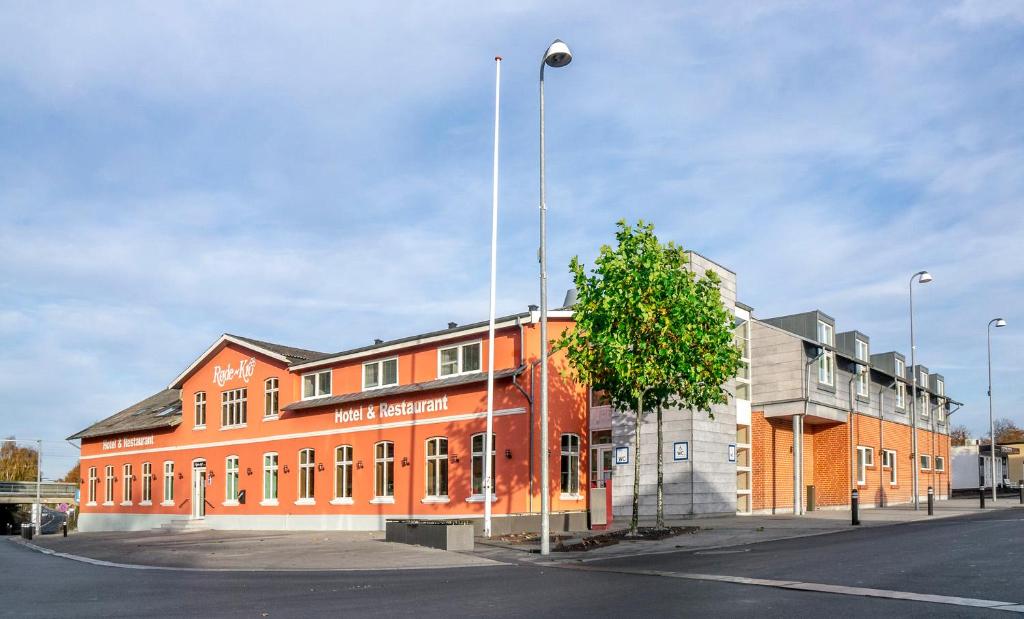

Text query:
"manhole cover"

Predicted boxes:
[[693, 548, 751, 555]]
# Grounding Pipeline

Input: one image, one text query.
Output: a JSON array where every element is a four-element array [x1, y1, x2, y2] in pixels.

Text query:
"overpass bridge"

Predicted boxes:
[[0, 482, 77, 505]]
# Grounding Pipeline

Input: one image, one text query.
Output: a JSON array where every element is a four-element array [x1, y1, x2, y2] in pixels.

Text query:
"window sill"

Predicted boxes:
[[263, 415, 279, 422], [370, 496, 395, 504], [193, 425, 206, 431], [361, 384, 398, 392], [465, 494, 498, 504], [120, 501, 133, 507], [260, 499, 279, 507], [559, 493, 583, 501], [330, 497, 354, 505], [222, 500, 239, 507], [301, 394, 333, 401], [139, 501, 152, 506], [102, 502, 114, 507], [160, 501, 175, 507], [86, 501, 97, 507], [220, 424, 248, 431], [294, 498, 316, 506], [421, 496, 451, 504]]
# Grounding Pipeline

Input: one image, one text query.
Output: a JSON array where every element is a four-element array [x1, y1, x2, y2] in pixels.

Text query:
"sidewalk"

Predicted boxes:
[[12, 529, 500, 571], [474, 497, 1024, 564]]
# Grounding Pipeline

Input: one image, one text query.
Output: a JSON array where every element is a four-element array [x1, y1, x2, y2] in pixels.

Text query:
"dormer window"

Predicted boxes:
[[855, 340, 869, 398], [895, 358, 906, 409], [363, 358, 398, 390], [439, 341, 482, 377], [816, 321, 834, 386], [302, 370, 332, 399]]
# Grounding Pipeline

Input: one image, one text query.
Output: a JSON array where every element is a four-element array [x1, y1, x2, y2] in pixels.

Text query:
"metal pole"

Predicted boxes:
[[988, 320, 997, 502], [538, 59, 550, 557], [909, 275, 920, 510], [36, 439, 42, 535], [483, 56, 502, 539]]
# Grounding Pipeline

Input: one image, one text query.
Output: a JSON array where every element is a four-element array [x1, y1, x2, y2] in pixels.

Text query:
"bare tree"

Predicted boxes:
[[949, 425, 970, 446]]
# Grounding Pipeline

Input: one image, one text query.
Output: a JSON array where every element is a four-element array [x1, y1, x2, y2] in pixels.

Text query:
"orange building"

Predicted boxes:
[[71, 310, 590, 532]]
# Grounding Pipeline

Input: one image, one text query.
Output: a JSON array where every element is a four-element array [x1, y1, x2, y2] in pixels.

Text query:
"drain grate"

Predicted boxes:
[[693, 548, 751, 555]]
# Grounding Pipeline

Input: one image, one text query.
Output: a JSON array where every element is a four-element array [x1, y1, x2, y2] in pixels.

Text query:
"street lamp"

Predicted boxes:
[[908, 270, 932, 510], [988, 317, 1007, 501], [539, 38, 572, 557]]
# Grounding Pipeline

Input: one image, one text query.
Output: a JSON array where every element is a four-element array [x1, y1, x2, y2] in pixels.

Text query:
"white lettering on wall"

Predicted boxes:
[[212, 357, 257, 387], [101, 435, 155, 450], [334, 395, 449, 425]]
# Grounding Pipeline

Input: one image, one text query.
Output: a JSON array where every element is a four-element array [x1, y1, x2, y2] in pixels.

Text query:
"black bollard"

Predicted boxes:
[[1019, 481, 1023, 505], [980, 485, 986, 509], [927, 486, 934, 516], [62, 523, 68, 537], [851, 489, 860, 525]]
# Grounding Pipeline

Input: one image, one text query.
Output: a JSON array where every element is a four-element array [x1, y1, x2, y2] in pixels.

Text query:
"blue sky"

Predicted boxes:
[[1, 2, 1022, 478]]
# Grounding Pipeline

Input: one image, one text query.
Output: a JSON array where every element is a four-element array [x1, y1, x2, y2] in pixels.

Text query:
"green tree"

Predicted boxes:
[[556, 220, 742, 532]]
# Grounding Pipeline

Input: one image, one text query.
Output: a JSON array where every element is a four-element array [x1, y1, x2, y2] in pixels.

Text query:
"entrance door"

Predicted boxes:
[[191, 460, 207, 519], [590, 446, 613, 488]]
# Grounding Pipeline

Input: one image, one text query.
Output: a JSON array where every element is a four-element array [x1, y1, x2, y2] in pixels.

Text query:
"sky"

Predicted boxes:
[[1, 1, 1022, 479]]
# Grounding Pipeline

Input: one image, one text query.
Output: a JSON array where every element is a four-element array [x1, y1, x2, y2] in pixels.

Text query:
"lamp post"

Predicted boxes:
[[988, 317, 1007, 501], [539, 38, 572, 556], [908, 270, 932, 510]]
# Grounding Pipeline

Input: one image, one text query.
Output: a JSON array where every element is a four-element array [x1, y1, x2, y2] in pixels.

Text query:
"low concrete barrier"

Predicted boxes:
[[385, 520, 474, 551]]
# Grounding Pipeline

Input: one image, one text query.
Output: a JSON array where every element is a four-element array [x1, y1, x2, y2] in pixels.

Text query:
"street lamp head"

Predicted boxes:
[[994, 318, 1007, 328], [916, 271, 933, 284], [543, 39, 573, 68]]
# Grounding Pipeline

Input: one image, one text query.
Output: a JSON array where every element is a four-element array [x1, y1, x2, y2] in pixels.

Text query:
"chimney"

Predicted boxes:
[[562, 288, 578, 308], [528, 304, 539, 312], [374, 338, 383, 345], [448, 322, 458, 329]]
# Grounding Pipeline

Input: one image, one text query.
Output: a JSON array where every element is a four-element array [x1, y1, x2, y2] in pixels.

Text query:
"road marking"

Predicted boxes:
[[561, 565, 1024, 612]]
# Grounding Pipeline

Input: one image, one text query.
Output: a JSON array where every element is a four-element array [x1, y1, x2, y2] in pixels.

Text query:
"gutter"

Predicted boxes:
[[511, 315, 541, 514]]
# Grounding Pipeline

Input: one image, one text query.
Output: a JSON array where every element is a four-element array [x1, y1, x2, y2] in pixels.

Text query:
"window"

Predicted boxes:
[[141, 462, 152, 503], [734, 316, 752, 400], [935, 456, 945, 472], [194, 392, 207, 427], [334, 446, 353, 501], [163, 461, 174, 505], [895, 358, 906, 409], [882, 449, 897, 486], [937, 379, 945, 398], [918, 370, 929, 418], [104, 465, 114, 504], [225, 456, 239, 503], [265, 378, 279, 418], [221, 388, 247, 427], [856, 446, 874, 485], [425, 437, 449, 499], [374, 441, 395, 498], [302, 370, 332, 399], [298, 449, 315, 502], [122, 464, 133, 504], [920, 454, 931, 470], [855, 340, 869, 398], [438, 342, 482, 377], [936, 379, 946, 423], [471, 433, 496, 497], [263, 453, 279, 503], [87, 467, 97, 504], [363, 359, 398, 390], [561, 434, 581, 495], [590, 389, 612, 407], [817, 321, 834, 386]]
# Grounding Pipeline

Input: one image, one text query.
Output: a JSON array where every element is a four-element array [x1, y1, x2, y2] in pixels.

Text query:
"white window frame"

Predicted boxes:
[[332, 445, 353, 504], [121, 463, 133, 506], [895, 358, 906, 409], [262, 452, 279, 505], [162, 461, 175, 506], [882, 449, 897, 486], [372, 441, 395, 502], [920, 454, 932, 471], [856, 446, 874, 486], [362, 358, 399, 391], [817, 321, 835, 386], [194, 391, 206, 428], [264, 377, 279, 419], [296, 448, 316, 504], [438, 341, 483, 378], [855, 340, 869, 398], [302, 370, 332, 400], [141, 462, 152, 504], [560, 433, 581, 498], [224, 456, 239, 505], [919, 370, 929, 418], [424, 437, 449, 502], [935, 456, 945, 472], [87, 466, 98, 505], [470, 432, 497, 501], [104, 465, 114, 505], [221, 387, 248, 428]]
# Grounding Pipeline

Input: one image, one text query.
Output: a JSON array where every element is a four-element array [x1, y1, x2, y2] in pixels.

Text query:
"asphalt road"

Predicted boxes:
[[2, 510, 1021, 618]]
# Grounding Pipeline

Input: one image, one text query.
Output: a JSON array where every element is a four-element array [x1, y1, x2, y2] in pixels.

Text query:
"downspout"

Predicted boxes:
[[879, 379, 896, 506], [511, 316, 540, 513], [849, 372, 858, 503], [801, 348, 825, 516]]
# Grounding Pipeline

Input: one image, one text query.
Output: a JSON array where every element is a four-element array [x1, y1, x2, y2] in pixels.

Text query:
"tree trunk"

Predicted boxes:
[[657, 403, 664, 529], [631, 391, 644, 535]]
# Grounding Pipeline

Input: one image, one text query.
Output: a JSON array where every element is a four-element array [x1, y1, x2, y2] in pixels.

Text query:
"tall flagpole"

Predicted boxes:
[[483, 56, 501, 538]]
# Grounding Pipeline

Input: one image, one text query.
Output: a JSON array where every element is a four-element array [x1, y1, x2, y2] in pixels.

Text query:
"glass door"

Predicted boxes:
[[590, 446, 613, 488], [191, 460, 206, 519]]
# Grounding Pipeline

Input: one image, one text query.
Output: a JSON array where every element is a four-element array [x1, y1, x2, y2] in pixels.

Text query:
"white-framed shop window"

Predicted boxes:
[[882, 449, 897, 486], [374, 441, 395, 500], [856, 446, 874, 485], [225, 456, 239, 504], [471, 433, 496, 498], [425, 437, 449, 500], [87, 466, 98, 505], [297, 448, 315, 503], [141, 462, 152, 504], [262, 452, 279, 504], [104, 465, 114, 505], [162, 461, 175, 505], [121, 463, 133, 505], [560, 434, 581, 496], [334, 445, 353, 502]]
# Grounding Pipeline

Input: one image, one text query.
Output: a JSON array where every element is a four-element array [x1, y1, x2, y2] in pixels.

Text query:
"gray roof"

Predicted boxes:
[[226, 334, 329, 363], [67, 389, 182, 441], [284, 367, 523, 412]]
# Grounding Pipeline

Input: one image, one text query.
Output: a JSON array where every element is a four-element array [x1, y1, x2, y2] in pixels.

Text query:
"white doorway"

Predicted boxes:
[[191, 459, 207, 519]]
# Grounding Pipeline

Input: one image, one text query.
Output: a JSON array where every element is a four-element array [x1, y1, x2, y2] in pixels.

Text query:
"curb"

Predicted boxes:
[[5, 537, 503, 573]]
